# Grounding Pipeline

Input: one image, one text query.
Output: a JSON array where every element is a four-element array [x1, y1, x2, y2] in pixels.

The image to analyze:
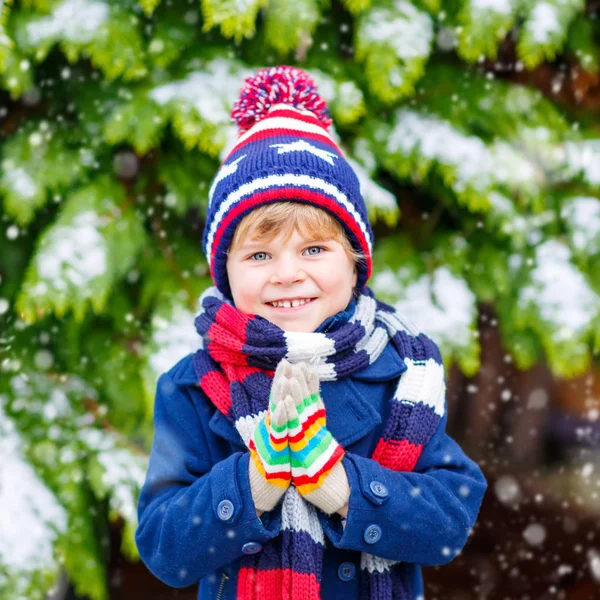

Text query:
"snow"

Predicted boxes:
[[338, 81, 364, 107], [527, 2, 561, 43], [353, 138, 377, 174], [346, 156, 397, 213], [309, 70, 335, 102], [31, 398, 149, 528], [560, 196, 600, 254], [523, 523, 546, 546], [148, 302, 203, 378], [0, 403, 67, 590], [488, 191, 516, 217], [219, 123, 242, 161], [470, 0, 514, 13], [2, 163, 38, 199], [386, 110, 489, 191], [385, 109, 539, 194], [309, 70, 363, 113], [518, 240, 600, 341], [563, 139, 600, 185], [588, 548, 600, 581], [150, 59, 255, 127], [360, 0, 433, 61], [36, 211, 107, 291], [26, 0, 109, 45], [372, 266, 476, 346], [495, 205, 555, 240], [489, 141, 541, 192], [96, 448, 147, 524]]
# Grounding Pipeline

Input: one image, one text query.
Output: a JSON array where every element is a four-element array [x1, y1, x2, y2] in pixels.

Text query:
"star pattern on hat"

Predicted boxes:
[[269, 140, 338, 166]]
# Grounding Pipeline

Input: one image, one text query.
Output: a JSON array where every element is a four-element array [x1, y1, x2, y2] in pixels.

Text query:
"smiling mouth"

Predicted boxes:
[[266, 298, 317, 310]]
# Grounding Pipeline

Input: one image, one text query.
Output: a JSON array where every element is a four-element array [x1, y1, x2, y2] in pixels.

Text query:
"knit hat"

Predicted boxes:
[[201, 65, 374, 302]]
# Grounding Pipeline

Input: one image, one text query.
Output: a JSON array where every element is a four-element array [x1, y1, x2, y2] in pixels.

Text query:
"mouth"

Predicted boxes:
[[265, 297, 317, 312]]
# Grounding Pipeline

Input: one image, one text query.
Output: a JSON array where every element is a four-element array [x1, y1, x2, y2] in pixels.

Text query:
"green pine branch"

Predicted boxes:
[[15, 177, 148, 323], [354, 1, 434, 103]]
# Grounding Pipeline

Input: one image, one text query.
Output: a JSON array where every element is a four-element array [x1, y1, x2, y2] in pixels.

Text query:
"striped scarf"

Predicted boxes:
[[192, 285, 447, 600]]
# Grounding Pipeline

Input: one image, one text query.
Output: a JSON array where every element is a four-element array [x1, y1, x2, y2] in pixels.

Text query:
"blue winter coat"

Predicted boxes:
[[135, 304, 488, 599]]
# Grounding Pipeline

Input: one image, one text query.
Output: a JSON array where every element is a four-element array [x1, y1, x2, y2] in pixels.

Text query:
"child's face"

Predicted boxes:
[[226, 227, 358, 332]]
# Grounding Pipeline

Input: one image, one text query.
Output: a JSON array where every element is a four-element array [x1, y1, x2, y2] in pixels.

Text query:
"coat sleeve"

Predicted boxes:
[[135, 370, 281, 588], [319, 409, 488, 566]]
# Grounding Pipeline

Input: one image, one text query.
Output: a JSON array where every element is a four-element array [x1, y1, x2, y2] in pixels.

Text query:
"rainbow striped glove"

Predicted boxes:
[[284, 363, 350, 515], [248, 359, 293, 512]]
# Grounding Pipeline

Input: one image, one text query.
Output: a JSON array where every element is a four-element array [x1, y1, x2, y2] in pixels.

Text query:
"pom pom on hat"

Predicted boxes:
[[231, 65, 333, 135]]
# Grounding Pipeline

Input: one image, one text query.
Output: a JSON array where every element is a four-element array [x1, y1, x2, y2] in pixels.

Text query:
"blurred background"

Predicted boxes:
[[1, 0, 600, 598]]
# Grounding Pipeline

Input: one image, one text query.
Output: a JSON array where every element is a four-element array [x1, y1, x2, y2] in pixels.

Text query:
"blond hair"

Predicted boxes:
[[227, 202, 366, 268]]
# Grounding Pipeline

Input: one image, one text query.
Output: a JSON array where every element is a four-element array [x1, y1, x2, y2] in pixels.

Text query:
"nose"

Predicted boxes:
[[269, 254, 306, 285]]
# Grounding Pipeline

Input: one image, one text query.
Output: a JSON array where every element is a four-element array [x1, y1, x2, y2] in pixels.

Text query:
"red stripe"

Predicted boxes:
[[237, 567, 320, 600], [208, 345, 248, 370], [248, 442, 292, 482], [210, 190, 372, 280], [216, 302, 253, 332], [224, 127, 341, 163], [288, 408, 325, 444], [293, 444, 345, 487], [230, 364, 264, 385], [284, 568, 320, 600], [208, 321, 245, 354], [372, 438, 423, 471], [199, 370, 231, 414]]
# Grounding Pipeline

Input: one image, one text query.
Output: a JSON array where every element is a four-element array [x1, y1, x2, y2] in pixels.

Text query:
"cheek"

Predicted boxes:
[[227, 264, 257, 307], [318, 259, 355, 290], [232, 277, 263, 310]]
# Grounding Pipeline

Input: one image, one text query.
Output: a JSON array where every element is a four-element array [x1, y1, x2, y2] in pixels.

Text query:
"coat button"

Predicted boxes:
[[338, 562, 356, 581], [242, 542, 263, 555], [369, 481, 388, 498], [217, 499, 234, 521], [364, 524, 382, 544]]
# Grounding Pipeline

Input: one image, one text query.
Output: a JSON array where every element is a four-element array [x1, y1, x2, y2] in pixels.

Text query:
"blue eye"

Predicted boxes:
[[305, 246, 324, 255], [249, 247, 324, 260]]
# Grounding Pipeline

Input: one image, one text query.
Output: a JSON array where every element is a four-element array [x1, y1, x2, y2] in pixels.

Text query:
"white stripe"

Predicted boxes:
[[291, 440, 340, 479], [284, 331, 336, 362], [393, 357, 446, 417], [362, 325, 388, 362], [361, 553, 399, 573], [281, 486, 325, 544], [352, 294, 377, 328], [235, 114, 336, 147], [311, 362, 337, 382], [287, 400, 321, 438], [235, 412, 264, 446], [377, 306, 421, 337], [205, 173, 373, 260], [257, 460, 291, 476], [208, 154, 246, 210], [269, 102, 320, 118]]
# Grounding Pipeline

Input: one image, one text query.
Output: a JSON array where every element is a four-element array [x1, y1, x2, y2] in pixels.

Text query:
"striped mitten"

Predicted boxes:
[[284, 363, 350, 515], [248, 359, 293, 512]]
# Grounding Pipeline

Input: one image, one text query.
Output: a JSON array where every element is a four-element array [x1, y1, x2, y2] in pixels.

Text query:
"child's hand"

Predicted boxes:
[[248, 359, 293, 512], [284, 362, 350, 515]]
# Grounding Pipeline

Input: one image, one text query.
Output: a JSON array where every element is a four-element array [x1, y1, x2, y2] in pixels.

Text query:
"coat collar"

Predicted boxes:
[[206, 342, 407, 448]]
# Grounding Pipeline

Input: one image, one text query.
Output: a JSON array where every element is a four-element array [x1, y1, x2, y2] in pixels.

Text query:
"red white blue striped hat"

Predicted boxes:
[[202, 65, 374, 301]]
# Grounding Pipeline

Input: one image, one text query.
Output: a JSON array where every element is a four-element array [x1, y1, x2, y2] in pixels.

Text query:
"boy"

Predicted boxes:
[[135, 65, 488, 599]]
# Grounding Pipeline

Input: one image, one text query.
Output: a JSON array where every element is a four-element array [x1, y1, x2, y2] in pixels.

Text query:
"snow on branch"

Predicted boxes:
[[355, 0, 433, 103]]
